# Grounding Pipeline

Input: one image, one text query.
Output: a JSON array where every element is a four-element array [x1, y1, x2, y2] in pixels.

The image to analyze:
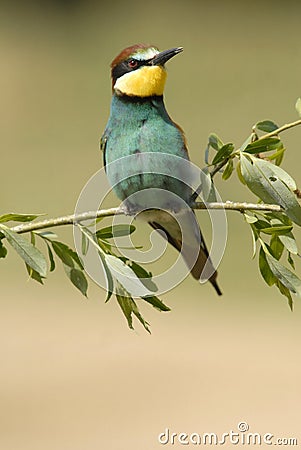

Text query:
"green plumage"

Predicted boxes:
[[102, 94, 190, 209]]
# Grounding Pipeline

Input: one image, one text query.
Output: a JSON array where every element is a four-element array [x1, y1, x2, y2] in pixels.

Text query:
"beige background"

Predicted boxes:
[[1, 1, 301, 448]]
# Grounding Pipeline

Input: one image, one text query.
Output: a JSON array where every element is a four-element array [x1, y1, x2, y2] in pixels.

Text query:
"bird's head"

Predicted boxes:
[[110, 44, 183, 97]]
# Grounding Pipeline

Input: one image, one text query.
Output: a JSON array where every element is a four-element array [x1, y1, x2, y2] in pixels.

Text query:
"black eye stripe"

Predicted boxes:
[[111, 58, 153, 84]]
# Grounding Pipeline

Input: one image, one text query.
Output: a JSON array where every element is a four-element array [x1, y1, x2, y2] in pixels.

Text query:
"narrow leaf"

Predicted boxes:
[[212, 143, 234, 165], [46, 242, 56, 272], [256, 120, 279, 132], [222, 158, 234, 180], [0, 213, 44, 223], [250, 224, 258, 259], [270, 235, 284, 260], [259, 247, 276, 286], [236, 160, 246, 185], [266, 252, 301, 296], [260, 225, 293, 235], [96, 224, 136, 240], [279, 232, 298, 255], [36, 231, 58, 239], [98, 251, 114, 302], [51, 241, 83, 270], [244, 213, 258, 224], [142, 295, 170, 312], [116, 284, 150, 332], [0, 225, 47, 276], [127, 260, 158, 292], [244, 137, 280, 154], [25, 263, 44, 284], [81, 232, 89, 256], [276, 279, 293, 310], [64, 265, 88, 297], [105, 254, 153, 297], [287, 252, 295, 269], [0, 240, 7, 258], [240, 133, 254, 152], [116, 289, 134, 330], [208, 133, 224, 151]]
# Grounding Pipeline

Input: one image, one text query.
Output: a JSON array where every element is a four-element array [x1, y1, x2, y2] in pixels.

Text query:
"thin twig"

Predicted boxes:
[[210, 118, 301, 178], [10, 202, 283, 235], [192, 201, 283, 212], [258, 118, 301, 140]]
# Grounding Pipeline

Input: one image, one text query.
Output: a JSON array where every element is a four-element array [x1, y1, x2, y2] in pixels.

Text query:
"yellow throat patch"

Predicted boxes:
[[114, 66, 167, 97]]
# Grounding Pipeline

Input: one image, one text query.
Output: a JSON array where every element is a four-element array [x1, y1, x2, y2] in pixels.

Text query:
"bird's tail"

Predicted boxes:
[[149, 209, 222, 296]]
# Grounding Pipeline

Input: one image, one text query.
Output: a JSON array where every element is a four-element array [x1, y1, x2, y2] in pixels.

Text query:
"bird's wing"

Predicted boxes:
[[148, 209, 222, 295]]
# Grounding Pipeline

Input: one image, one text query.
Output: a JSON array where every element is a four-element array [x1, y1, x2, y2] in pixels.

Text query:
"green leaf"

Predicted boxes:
[[236, 160, 246, 185], [267, 164, 296, 191], [0, 225, 47, 276], [254, 219, 272, 230], [105, 254, 153, 297], [244, 137, 280, 154], [265, 252, 301, 296], [279, 232, 298, 255], [287, 252, 295, 269], [240, 133, 254, 152], [81, 231, 89, 256], [46, 242, 56, 272], [274, 146, 285, 166], [256, 120, 279, 132], [125, 260, 158, 292], [142, 295, 170, 312], [260, 225, 293, 235], [116, 284, 151, 333], [96, 224, 135, 240], [244, 213, 258, 224], [0, 213, 44, 223], [266, 144, 285, 166], [259, 246, 276, 286], [250, 225, 258, 259], [270, 235, 284, 260], [51, 241, 83, 270], [212, 143, 234, 165], [64, 265, 88, 297], [295, 98, 301, 118], [276, 279, 293, 310], [240, 153, 301, 226], [36, 231, 58, 239], [116, 290, 134, 330], [98, 251, 114, 302], [25, 264, 44, 284], [208, 133, 224, 151], [0, 239, 7, 258], [222, 158, 234, 180]]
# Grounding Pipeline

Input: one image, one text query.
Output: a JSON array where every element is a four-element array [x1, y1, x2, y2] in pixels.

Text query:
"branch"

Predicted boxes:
[[10, 202, 283, 235], [210, 118, 301, 177], [11, 207, 124, 234], [258, 118, 301, 140]]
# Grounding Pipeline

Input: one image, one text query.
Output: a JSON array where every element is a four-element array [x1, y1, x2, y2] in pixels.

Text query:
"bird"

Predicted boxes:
[[101, 44, 222, 295]]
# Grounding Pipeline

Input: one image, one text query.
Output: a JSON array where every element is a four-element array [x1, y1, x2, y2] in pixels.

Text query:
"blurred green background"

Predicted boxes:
[[1, 0, 301, 448]]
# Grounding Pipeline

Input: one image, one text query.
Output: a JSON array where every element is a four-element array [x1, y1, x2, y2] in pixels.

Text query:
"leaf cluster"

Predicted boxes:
[[205, 107, 301, 308]]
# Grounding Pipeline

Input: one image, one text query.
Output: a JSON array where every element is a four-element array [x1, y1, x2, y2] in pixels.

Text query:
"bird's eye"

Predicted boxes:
[[128, 59, 138, 69]]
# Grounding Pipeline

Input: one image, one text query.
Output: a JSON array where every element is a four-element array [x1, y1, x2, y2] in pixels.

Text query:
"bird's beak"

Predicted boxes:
[[150, 47, 183, 66]]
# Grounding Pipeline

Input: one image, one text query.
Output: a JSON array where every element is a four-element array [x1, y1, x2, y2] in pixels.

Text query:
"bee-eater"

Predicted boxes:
[[101, 44, 222, 295]]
